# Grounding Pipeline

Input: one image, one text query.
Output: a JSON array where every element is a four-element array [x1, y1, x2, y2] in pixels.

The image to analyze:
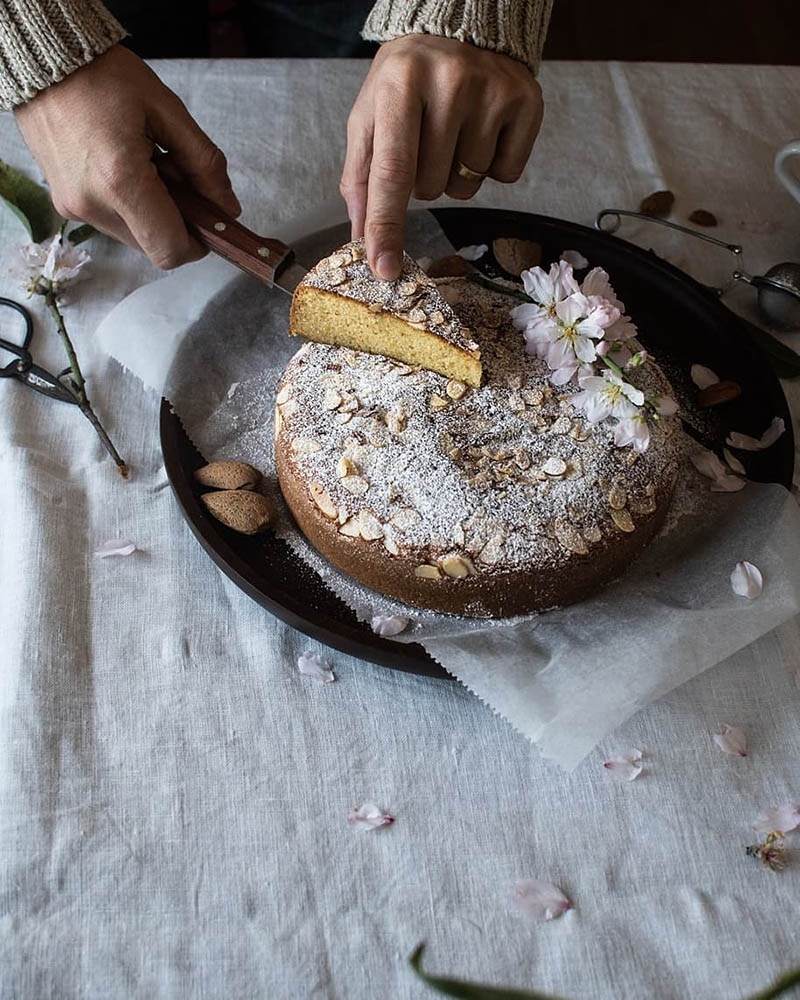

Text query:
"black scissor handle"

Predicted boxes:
[[0, 296, 34, 365], [0, 296, 79, 404]]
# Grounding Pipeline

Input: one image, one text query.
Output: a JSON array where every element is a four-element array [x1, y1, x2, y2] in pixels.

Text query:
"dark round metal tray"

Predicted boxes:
[[160, 207, 795, 679]]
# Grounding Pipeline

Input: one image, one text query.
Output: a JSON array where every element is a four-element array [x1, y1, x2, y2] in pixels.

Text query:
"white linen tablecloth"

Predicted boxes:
[[1, 59, 800, 999]]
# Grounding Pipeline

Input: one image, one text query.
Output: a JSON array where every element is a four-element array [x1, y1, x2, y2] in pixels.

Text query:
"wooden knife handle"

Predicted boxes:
[[165, 179, 293, 287]]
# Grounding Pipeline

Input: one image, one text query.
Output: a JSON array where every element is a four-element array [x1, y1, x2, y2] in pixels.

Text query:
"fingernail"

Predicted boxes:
[[376, 251, 401, 280]]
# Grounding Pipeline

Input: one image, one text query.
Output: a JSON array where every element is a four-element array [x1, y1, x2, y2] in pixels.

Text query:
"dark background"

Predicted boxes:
[[105, 1, 799, 64]]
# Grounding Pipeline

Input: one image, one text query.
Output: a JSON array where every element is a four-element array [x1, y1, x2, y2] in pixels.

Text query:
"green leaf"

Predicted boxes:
[[67, 223, 97, 246], [409, 945, 567, 1000], [0, 160, 53, 242]]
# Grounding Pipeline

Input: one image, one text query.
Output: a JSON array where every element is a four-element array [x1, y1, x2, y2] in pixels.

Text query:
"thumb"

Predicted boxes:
[[147, 95, 241, 218]]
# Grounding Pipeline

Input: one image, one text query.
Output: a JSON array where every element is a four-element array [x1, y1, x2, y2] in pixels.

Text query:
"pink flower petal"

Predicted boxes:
[[690, 364, 720, 389], [730, 561, 763, 599], [710, 475, 746, 493], [603, 748, 643, 781], [347, 802, 395, 831], [456, 244, 488, 261], [371, 614, 410, 637], [296, 651, 335, 683], [726, 417, 785, 452], [713, 724, 747, 756], [514, 880, 572, 921], [754, 802, 800, 835], [560, 249, 589, 269], [690, 449, 727, 480], [94, 539, 136, 558], [723, 448, 746, 476]]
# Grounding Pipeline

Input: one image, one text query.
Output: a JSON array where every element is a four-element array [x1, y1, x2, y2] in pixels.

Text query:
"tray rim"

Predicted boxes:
[[159, 206, 796, 677]]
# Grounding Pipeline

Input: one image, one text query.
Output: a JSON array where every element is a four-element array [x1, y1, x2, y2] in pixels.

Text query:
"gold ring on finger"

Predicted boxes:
[[454, 160, 488, 182]]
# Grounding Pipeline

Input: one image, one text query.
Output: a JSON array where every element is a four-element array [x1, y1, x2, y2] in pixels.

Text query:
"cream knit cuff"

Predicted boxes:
[[363, 0, 554, 76], [0, 0, 127, 111]]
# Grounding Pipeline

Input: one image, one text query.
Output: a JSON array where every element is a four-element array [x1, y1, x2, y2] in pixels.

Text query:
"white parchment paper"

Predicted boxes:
[[96, 207, 800, 769]]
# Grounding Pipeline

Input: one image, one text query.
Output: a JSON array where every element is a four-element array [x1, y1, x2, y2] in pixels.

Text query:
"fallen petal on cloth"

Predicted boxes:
[[560, 249, 589, 269], [690, 364, 720, 389], [514, 880, 573, 921], [347, 802, 394, 831], [723, 448, 746, 476], [603, 749, 643, 781], [726, 418, 785, 452], [731, 561, 763, 599], [296, 651, 335, 683], [456, 244, 488, 261], [94, 539, 136, 558], [753, 802, 800, 835], [371, 614, 410, 637], [713, 725, 747, 756]]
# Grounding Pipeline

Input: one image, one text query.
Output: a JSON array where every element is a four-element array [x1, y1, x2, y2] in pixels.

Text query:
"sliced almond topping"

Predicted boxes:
[[624, 451, 639, 467], [341, 475, 369, 496], [329, 251, 350, 268], [386, 482, 401, 502], [276, 385, 291, 406], [322, 388, 343, 411], [391, 507, 420, 530], [608, 485, 627, 510], [291, 436, 322, 455], [400, 280, 419, 296], [514, 448, 531, 470], [583, 524, 603, 543], [508, 393, 526, 413], [309, 481, 337, 518], [440, 553, 470, 578], [542, 456, 567, 477], [280, 397, 298, 417], [339, 517, 361, 537], [383, 532, 400, 556], [408, 307, 426, 323], [554, 518, 589, 555], [629, 495, 657, 516], [430, 310, 445, 325], [389, 363, 414, 376], [340, 395, 360, 413], [415, 564, 442, 580], [368, 302, 384, 313], [442, 380, 465, 402], [274, 406, 283, 437], [453, 521, 466, 547], [521, 387, 543, 406], [565, 455, 584, 481], [350, 244, 366, 261], [336, 457, 356, 478], [645, 481, 656, 496], [337, 506, 349, 525], [327, 268, 347, 286], [611, 508, 635, 533], [551, 415, 572, 435], [506, 374, 524, 390], [358, 510, 384, 541], [335, 411, 353, 424], [386, 411, 408, 434], [478, 532, 505, 566], [570, 423, 592, 442], [430, 394, 449, 410]]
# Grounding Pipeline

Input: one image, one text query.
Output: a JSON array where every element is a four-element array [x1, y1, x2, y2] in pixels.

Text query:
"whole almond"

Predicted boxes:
[[689, 209, 718, 227], [201, 490, 273, 534], [697, 380, 741, 408], [194, 460, 262, 491], [639, 190, 675, 218], [492, 237, 542, 276]]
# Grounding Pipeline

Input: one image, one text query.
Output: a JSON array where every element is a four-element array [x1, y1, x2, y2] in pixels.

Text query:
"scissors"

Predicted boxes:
[[0, 296, 79, 405]]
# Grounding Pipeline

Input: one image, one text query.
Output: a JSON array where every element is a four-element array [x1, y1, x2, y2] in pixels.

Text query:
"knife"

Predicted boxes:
[[166, 180, 308, 295]]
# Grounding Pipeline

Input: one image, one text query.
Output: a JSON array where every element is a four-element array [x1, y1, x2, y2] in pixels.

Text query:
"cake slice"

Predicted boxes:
[[289, 238, 482, 387]]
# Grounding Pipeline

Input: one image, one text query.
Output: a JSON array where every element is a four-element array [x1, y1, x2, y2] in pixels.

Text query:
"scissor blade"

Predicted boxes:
[[273, 259, 308, 296], [17, 366, 79, 404]]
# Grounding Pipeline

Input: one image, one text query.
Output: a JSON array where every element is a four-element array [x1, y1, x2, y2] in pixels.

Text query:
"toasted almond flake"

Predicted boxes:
[[337, 506, 349, 525], [430, 394, 449, 410], [350, 244, 366, 261], [731, 560, 762, 598], [551, 415, 572, 435], [415, 564, 442, 580], [508, 393, 526, 412], [341, 475, 369, 496], [322, 388, 343, 410], [368, 302, 383, 313], [309, 481, 338, 518], [383, 532, 400, 555], [554, 518, 588, 555], [608, 485, 627, 510], [335, 411, 353, 424], [583, 524, 602, 543], [521, 387, 544, 406], [336, 456, 356, 478], [389, 363, 413, 376], [430, 310, 445, 325], [542, 456, 567, 477], [452, 522, 466, 546], [565, 456, 584, 481], [358, 510, 384, 540], [400, 280, 419, 295], [291, 436, 322, 454], [446, 380, 467, 400], [276, 386, 291, 406], [408, 307, 426, 323], [391, 508, 420, 530], [386, 482, 400, 502], [611, 508, 635, 532], [339, 518, 361, 537], [690, 364, 720, 389], [386, 412, 407, 434], [514, 448, 531, 470], [570, 423, 591, 441], [629, 495, 657, 515], [479, 533, 505, 565], [280, 397, 298, 417], [440, 553, 470, 578]]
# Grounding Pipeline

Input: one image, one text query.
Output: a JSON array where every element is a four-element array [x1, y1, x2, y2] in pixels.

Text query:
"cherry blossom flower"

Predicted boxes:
[[296, 651, 335, 683], [94, 539, 136, 558], [371, 614, 410, 637], [753, 803, 800, 835], [347, 802, 394, 831], [730, 561, 763, 599], [713, 725, 747, 756], [613, 414, 650, 453], [513, 880, 572, 921], [690, 449, 746, 492], [726, 417, 785, 452], [12, 233, 90, 294], [572, 369, 644, 423], [520, 260, 580, 311], [690, 364, 720, 389], [603, 748, 643, 781], [746, 833, 787, 871], [723, 448, 746, 476]]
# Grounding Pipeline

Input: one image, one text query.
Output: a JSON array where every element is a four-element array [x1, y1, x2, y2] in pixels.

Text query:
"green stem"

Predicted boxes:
[[465, 273, 530, 302], [745, 967, 800, 1000], [43, 284, 129, 478]]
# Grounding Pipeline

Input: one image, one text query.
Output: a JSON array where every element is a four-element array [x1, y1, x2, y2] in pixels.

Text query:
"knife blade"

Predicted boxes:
[[166, 179, 308, 295]]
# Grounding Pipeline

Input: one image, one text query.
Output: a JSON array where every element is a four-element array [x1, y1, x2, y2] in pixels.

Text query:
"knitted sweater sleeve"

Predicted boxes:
[[362, 0, 554, 76], [0, 0, 126, 111]]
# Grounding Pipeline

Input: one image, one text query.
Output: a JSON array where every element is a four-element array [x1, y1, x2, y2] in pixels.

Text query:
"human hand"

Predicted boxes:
[[14, 45, 241, 269], [340, 35, 543, 280]]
